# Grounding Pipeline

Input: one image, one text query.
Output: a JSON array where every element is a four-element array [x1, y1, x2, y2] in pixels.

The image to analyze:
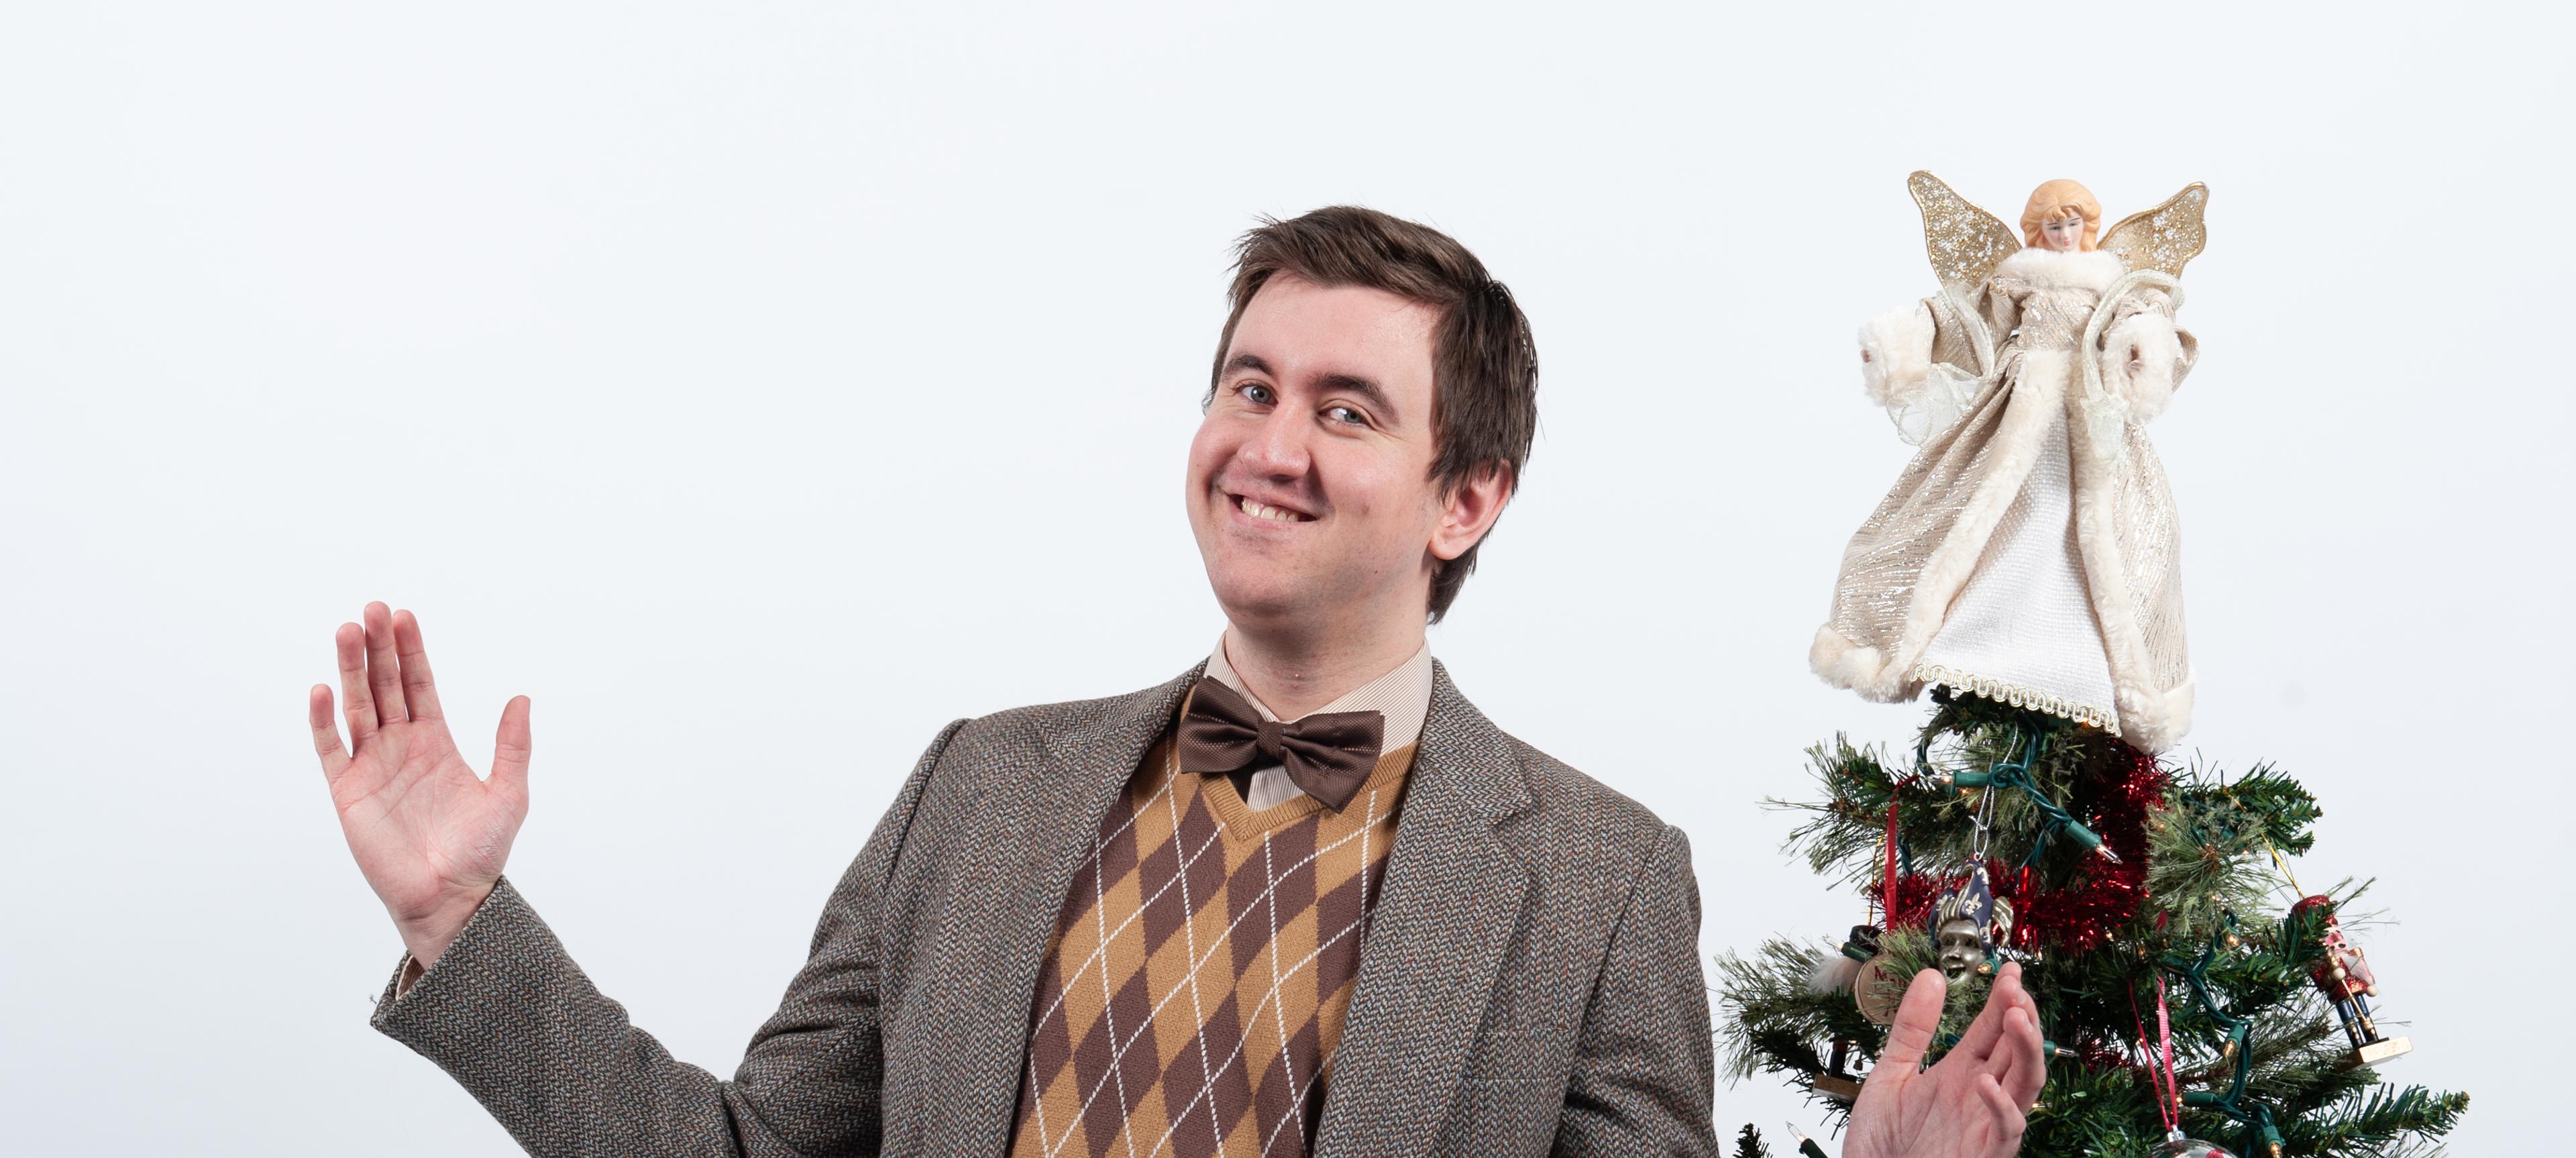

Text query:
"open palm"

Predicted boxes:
[[1845, 961, 2048, 1158], [307, 602, 530, 967]]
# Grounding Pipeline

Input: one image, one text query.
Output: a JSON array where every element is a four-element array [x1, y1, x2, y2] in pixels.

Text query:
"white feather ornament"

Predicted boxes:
[[1807, 925, 1881, 995], [1808, 948, 1864, 995]]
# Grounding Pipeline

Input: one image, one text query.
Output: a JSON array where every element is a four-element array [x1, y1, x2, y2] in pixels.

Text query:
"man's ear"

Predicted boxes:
[[1428, 465, 1513, 562]]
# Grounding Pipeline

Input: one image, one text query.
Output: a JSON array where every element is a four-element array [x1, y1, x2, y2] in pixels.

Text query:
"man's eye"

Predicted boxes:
[[1238, 382, 1275, 405], [1324, 405, 1367, 425]]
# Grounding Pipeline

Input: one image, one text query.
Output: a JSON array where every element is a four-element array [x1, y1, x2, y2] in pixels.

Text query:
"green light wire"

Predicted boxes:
[[2167, 912, 2286, 1156], [1921, 722, 2110, 870]]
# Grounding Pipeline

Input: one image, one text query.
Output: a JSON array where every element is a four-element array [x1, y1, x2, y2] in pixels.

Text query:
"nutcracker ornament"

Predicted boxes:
[[2290, 894, 2412, 1065]]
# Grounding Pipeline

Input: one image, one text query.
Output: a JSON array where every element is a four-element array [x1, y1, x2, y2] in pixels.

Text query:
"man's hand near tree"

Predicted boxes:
[[1847, 961, 2049, 1158]]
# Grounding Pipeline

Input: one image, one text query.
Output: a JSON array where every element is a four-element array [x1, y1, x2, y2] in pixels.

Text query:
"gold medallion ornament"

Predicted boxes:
[[1853, 953, 1906, 1024]]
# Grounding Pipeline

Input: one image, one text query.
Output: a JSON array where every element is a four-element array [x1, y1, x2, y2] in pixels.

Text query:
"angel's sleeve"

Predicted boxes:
[[2098, 285, 2198, 423], [1980, 276, 2025, 346], [1857, 297, 1939, 408]]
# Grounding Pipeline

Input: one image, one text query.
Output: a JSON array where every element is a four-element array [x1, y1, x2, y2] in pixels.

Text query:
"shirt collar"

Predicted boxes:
[[1199, 633, 1434, 753]]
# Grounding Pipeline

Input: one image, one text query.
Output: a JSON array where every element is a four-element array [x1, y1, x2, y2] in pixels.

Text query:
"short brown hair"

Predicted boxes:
[[1205, 206, 1539, 623]]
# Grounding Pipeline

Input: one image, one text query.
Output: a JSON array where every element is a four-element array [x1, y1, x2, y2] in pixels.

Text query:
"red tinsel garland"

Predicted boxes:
[[1876, 749, 2170, 955]]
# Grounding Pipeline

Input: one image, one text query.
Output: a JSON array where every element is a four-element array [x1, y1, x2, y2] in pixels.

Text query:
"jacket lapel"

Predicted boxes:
[[1312, 662, 1535, 1157], [934, 664, 1202, 1153]]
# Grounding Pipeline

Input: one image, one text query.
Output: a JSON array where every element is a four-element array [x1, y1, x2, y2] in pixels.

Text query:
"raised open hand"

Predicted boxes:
[[1845, 961, 2048, 1158], [307, 602, 529, 969]]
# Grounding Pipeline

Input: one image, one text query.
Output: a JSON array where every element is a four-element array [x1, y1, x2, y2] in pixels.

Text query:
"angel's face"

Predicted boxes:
[[2039, 213, 2086, 253]]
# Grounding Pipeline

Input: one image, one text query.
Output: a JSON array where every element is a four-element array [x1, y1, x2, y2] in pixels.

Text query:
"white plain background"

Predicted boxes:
[[1, 4, 2559, 1153]]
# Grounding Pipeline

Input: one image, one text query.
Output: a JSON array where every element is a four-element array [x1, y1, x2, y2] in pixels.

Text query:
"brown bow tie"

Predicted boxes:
[[1177, 678, 1385, 812]]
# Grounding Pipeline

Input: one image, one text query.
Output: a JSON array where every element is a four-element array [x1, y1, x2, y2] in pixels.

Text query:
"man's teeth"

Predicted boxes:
[[1240, 498, 1305, 523]]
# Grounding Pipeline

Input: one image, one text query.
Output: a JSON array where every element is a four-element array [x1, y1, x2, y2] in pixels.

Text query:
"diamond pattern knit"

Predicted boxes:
[[1006, 728, 1414, 1158]]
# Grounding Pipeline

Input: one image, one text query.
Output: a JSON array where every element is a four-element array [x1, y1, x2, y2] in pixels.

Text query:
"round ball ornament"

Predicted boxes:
[[1853, 954, 1905, 1024], [2163, 1131, 2235, 1157]]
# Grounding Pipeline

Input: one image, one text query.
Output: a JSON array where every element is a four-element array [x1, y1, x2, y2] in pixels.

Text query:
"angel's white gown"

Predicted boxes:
[[1913, 394, 2118, 722]]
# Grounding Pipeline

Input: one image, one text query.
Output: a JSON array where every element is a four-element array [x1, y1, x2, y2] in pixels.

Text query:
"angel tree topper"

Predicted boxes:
[[1813, 172, 2210, 753]]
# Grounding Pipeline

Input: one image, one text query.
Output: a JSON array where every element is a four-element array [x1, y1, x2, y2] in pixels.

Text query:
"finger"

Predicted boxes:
[[392, 609, 444, 721], [1878, 967, 1948, 1073], [1982, 1006, 2027, 1090], [1977, 1073, 2026, 1149], [1987, 960, 2039, 1024], [1990, 959, 2029, 1004], [308, 684, 350, 778], [336, 622, 379, 744], [1950, 963, 2026, 1063], [1949, 985, 2011, 1064], [1958, 966, 2042, 1078], [490, 695, 533, 799], [363, 602, 409, 725], [2002, 1005, 2047, 1108]]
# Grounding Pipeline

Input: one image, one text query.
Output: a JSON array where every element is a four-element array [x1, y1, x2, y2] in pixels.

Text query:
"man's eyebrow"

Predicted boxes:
[[1316, 373, 1399, 423], [1224, 353, 1273, 376]]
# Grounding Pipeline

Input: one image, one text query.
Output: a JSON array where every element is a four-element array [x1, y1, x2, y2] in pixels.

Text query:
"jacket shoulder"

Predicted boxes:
[[1497, 732, 1680, 882], [938, 668, 1200, 769]]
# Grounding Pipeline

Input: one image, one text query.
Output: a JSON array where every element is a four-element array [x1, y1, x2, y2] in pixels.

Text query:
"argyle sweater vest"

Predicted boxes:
[[1006, 729, 1415, 1158]]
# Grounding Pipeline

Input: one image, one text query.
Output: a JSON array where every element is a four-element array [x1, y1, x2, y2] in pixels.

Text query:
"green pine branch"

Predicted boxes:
[[1714, 937, 1886, 1083], [2279, 1085, 2469, 1157]]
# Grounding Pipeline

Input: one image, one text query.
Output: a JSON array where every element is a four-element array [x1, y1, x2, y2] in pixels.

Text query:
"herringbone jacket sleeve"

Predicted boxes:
[[366, 719, 969, 1157], [1550, 824, 1718, 1157]]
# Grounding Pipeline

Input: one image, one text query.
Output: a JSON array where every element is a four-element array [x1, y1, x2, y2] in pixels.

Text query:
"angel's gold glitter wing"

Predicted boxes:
[[2098, 183, 2210, 276], [1908, 170, 2020, 291]]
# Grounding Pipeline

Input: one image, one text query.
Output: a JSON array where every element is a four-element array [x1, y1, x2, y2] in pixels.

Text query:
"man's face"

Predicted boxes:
[[1187, 274, 1452, 629]]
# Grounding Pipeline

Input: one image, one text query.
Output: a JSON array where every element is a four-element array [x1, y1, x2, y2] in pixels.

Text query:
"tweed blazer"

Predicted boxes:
[[370, 661, 1716, 1157]]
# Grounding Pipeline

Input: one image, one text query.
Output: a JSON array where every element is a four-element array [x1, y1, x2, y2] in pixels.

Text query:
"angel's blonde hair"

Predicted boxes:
[[2020, 178, 2102, 250]]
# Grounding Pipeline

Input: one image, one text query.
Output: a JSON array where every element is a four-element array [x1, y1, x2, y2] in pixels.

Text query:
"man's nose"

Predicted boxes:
[[1238, 407, 1312, 478]]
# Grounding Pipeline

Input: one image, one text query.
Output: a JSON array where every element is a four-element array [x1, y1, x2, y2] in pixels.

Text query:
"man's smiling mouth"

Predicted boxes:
[[1231, 494, 1315, 523]]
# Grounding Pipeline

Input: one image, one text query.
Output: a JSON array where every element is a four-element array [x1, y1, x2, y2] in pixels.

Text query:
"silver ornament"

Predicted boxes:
[[2163, 1131, 2235, 1157]]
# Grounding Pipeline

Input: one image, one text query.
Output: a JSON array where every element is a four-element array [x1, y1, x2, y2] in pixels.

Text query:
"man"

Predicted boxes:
[[309, 207, 2045, 1156]]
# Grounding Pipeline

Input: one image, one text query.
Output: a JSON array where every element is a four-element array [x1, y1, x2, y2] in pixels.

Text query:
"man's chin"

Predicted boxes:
[[1205, 574, 1322, 630]]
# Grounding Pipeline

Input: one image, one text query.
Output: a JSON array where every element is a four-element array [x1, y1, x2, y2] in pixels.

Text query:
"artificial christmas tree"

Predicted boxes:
[[1717, 692, 2467, 1156]]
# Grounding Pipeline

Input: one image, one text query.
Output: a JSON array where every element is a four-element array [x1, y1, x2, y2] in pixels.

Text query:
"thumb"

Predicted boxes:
[[1878, 967, 1949, 1074], [490, 695, 533, 798]]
